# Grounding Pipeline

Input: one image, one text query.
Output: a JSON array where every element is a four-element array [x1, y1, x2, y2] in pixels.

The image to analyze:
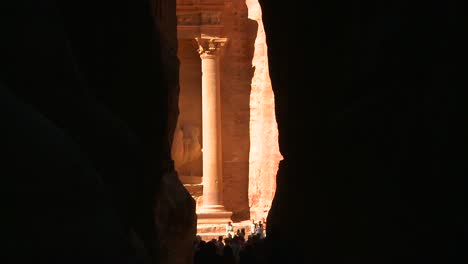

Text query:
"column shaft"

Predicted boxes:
[[196, 35, 231, 224], [201, 54, 223, 209]]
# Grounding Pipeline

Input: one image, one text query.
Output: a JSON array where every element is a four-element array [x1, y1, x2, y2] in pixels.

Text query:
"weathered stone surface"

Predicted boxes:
[[219, 0, 254, 221], [154, 170, 197, 264], [2, 0, 197, 262], [260, 0, 466, 263], [246, 0, 282, 222], [171, 124, 202, 170], [153, 1, 198, 263], [176, 0, 281, 225], [174, 39, 203, 177]]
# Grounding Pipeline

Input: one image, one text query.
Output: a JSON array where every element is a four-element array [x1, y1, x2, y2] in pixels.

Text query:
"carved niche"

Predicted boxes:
[[171, 124, 202, 170]]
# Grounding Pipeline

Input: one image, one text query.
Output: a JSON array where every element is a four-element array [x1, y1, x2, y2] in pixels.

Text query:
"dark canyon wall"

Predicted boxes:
[[1, 0, 194, 263], [152, 1, 197, 264], [260, 1, 466, 263]]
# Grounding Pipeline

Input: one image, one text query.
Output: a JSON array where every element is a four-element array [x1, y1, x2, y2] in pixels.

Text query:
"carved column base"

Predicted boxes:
[[197, 205, 232, 225]]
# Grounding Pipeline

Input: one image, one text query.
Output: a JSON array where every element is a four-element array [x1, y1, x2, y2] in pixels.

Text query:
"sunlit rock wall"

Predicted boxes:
[[246, 0, 282, 222], [174, 0, 281, 223], [219, 0, 254, 221]]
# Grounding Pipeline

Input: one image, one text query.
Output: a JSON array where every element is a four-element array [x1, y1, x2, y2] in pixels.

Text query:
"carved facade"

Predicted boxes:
[[173, 0, 281, 227]]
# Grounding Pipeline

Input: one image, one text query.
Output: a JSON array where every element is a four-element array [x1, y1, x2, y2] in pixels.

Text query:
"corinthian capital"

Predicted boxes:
[[195, 34, 228, 58]]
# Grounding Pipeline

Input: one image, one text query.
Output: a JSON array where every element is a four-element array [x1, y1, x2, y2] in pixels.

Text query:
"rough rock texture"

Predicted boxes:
[[1, 0, 196, 262], [219, 0, 256, 221], [260, 1, 466, 263], [174, 39, 203, 177], [152, 0, 181, 155], [246, 0, 282, 222], [171, 116, 202, 170], [154, 169, 197, 264], [152, 1, 197, 264]]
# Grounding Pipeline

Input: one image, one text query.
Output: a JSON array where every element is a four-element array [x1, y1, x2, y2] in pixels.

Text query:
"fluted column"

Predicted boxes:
[[196, 35, 232, 224]]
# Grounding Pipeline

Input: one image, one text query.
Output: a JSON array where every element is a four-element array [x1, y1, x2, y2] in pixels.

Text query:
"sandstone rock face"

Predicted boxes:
[[174, 39, 203, 177], [246, 0, 282, 222], [154, 170, 197, 264], [152, 1, 197, 263], [259, 0, 465, 262], [171, 125, 202, 170], [176, 0, 281, 223], [2, 0, 196, 262], [219, 0, 254, 221]]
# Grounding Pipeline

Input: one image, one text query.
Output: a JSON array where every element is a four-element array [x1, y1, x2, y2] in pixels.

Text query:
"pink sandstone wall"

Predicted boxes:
[[219, 0, 254, 221], [246, 0, 282, 222], [151, 1, 197, 264], [173, 40, 203, 178], [174, 0, 281, 223]]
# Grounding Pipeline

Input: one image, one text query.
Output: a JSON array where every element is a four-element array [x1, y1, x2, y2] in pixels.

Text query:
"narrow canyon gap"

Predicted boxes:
[[173, 0, 281, 233], [1, 0, 465, 263]]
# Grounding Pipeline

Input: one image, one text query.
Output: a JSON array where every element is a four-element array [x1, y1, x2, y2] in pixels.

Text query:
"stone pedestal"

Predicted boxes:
[[196, 35, 232, 224]]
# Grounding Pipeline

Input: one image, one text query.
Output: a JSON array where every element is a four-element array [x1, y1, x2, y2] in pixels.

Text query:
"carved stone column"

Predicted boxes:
[[195, 35, 232, 224]]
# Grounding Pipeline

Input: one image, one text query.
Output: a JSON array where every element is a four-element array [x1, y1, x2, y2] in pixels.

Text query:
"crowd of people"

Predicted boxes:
[[193, 220, 267, 264], [226, 219, 266, 239]]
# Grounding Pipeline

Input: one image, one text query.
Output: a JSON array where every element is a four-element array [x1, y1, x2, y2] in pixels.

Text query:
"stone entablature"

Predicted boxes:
[[177, 11, 222, 26], [176, 2, 226, 39]]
